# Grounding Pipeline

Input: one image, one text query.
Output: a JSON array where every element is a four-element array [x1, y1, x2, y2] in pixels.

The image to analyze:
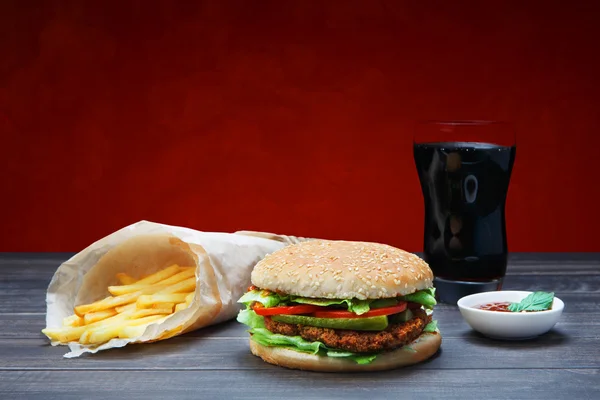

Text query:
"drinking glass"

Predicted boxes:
[[413, 121, 516, 304]]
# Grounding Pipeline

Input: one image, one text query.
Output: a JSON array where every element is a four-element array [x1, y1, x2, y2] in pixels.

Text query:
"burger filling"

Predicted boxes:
[[237, 287, 439, 365]]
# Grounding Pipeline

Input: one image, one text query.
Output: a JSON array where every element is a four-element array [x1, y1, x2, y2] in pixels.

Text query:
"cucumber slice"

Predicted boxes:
[[388, 309, 414, 324], [271, 314, 388, 331], [369, 298, 399, 309]]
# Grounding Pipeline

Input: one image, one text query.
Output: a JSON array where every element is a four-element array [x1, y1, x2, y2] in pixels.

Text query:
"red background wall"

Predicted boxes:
[[1, 1, 599, 252]]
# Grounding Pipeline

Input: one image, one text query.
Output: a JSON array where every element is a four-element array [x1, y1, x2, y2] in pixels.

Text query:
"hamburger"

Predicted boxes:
[[236, 239, 441, 372]]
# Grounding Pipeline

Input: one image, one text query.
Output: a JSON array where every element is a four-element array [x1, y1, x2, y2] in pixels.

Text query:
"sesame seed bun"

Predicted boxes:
[[250, 240, 434, 299], [249, 331, 442, 372]]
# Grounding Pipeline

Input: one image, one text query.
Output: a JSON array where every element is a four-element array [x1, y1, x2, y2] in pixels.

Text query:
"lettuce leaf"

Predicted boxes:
[[290, 297, 371, 315], [401, 345, 417, 353], [251, 328, 324, 354], [238, 288, 436, 314], [400, 287, 437, 309], [326, 350, 378, 365], [423, 320, 439, 333], [238, 290, 371, 315], [238, 290, 285, 308], [237, 308, 266, 329]]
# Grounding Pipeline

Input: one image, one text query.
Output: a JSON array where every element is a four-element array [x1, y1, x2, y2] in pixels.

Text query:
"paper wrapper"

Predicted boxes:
[[45, 220, 308, 358]]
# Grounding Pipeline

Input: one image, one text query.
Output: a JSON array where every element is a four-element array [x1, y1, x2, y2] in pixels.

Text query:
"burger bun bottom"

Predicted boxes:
[[249, 331, 441, 372]]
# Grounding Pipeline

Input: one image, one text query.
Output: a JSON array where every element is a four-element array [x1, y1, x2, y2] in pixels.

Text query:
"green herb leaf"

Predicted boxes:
[[507, 291, 554, 312]]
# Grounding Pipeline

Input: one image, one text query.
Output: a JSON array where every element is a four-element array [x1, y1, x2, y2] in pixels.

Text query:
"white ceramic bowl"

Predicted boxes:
[[457, 291, 564, 340]]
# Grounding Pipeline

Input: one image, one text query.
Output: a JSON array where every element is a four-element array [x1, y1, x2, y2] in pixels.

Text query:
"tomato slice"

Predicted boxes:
[[252, 304, 321, 316], [312, 302, 407, 318]]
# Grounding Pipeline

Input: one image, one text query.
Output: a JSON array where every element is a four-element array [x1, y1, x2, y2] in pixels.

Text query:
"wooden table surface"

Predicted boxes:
[[1, 253, 599, 399]]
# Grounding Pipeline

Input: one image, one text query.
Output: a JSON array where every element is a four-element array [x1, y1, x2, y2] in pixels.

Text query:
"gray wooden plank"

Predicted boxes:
[[2, 288, 598, 314], [0, 279, 52, 290], [0, 262, 58, 282], [1, 253, 599, 277], [3, 309, 597, 340], [1, 253, 598, 281], [0, 253, 75, 261], [508, 252, 600, 271], [1, 369, 598, 400], [1, 264, 598, 313], [3, 270, 599, 292], [1, 329, 598, 370], [501, 274, 600, 291], [0, 289, 47, 313], [0, 254, 598, 400]]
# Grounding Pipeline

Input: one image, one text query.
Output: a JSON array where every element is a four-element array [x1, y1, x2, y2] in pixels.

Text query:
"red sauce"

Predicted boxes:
[[475, 302, 512, 312]]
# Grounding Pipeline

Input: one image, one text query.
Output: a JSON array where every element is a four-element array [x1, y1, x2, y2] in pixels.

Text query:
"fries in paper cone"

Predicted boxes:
[[43, 220, 307, 357]]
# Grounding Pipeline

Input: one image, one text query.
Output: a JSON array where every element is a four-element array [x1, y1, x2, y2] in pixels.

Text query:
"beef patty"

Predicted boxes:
[[263, 308, 432, 353]]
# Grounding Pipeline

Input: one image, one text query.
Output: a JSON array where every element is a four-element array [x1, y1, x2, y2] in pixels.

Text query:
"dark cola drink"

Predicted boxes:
[[414, 142, 516, 290]]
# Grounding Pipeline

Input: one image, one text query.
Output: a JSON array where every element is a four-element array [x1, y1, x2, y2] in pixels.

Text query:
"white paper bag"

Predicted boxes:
[[44, 220, 307, 357]]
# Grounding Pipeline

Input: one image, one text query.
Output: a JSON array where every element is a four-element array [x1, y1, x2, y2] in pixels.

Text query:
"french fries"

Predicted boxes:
[[131, 307, 173, 319], [116, 273, 136, 285], [175, 292, 196, 312], [135, 264, 181, 285], [156, 277, 196, 294], [63, 314, 84, 327], [83, 309, 118, 325], [42, 264, 196, 346], [107, 268, 195, 296], [185, 292, 194, 303], [136, 294, 188, 308], [82, 315, 167, 345], [115, 303, 137, 314]]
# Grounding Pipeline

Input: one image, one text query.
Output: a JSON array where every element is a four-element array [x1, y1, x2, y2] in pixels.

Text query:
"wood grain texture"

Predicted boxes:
[[1, 252, 599, 272], [1, 253, 599, 399], [2, 309, 597, 339], [1, 370, 599, 400], [4, 271, 600, 291], [1, 253, 598, 314], [1, 334, 599, 371], [3, 289, 599, 315]]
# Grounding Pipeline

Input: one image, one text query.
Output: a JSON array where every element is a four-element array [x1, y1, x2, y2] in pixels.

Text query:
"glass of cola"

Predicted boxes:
[[413, 121, 516, 304]]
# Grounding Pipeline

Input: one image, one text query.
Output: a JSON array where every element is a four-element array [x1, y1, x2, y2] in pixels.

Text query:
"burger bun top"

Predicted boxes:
[[251, 240, 434, 300]]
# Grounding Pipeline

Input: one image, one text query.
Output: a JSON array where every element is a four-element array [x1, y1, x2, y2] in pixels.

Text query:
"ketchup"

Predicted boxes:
[[475, 302, 512, 312]]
